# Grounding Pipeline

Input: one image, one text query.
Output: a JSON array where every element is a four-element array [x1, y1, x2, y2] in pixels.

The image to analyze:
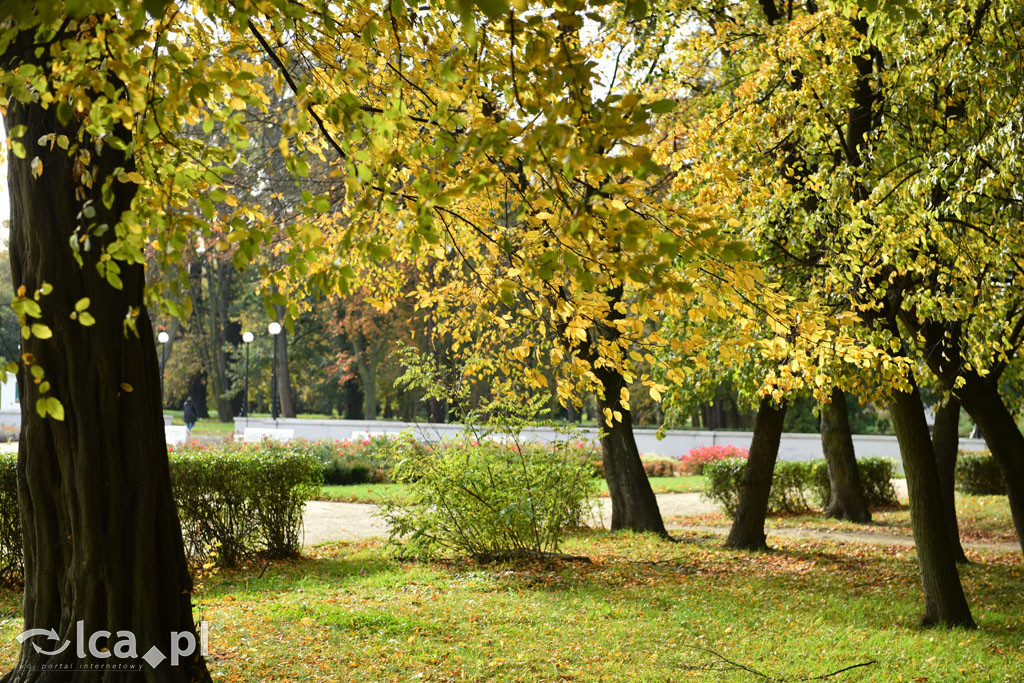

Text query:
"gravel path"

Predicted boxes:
[[301, 480, 1020, 554]]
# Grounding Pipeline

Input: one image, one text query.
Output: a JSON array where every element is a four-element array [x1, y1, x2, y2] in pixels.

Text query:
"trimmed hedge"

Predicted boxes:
[[0, 455, 20, 586], [704, 457, 898, 517], [171, 442, 322, 566], [0, 443, 321, 584], [809, 458, 897, 508], [678, 445, 749, 475], [955, 450, 1005, 495]]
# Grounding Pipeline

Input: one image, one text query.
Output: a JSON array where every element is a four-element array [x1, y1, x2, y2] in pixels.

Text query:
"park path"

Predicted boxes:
[[300, 481, 1019, 553]]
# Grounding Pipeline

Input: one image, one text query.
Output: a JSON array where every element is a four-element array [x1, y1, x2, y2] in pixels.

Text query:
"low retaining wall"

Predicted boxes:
[[235, 417, 990, 472]]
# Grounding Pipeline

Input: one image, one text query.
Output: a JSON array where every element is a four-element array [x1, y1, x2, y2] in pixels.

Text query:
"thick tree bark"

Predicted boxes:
[[932, 398, 968, 563], [820, 388, 871, 522], [888, 382, 975, 628], [272, 305, 296, 418], [595, 365, 667, 536], [726, 396, 787, 550], [206, 262, 232, 422], [3, 91, 210, 679]]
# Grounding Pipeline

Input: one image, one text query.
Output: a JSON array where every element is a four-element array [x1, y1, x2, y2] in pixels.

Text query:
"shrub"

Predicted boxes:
[[642, 458, 679, 478], [0, 455, 20, 586], [702, 457, 747, 515], [955, 450, 1006, 495], [809, 457, 898, 508], [170, 442, 322, 566], [679, 445, 749, 475], [703, 459, 814, 516], [381, 438, 597, 561]]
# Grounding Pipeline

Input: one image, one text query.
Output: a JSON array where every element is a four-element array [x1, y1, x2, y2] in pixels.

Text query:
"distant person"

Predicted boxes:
[[183, 396, 198, 438]]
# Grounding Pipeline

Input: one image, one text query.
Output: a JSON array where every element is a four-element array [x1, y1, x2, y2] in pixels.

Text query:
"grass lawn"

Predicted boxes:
[[317, 476, 706, 504], [1, 532, 1015, 681], [671, 494, 1016, 544]]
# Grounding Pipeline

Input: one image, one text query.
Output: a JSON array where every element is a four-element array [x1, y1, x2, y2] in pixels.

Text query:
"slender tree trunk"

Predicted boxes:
[[351, 335, 376, 420], [932, 398, 968, 563], [820, 388, 871, 522], [3, 90, 209, 680], [953, 373, 1024, 554], [206, 262, 232, 422], [726, 397, 787, 551], [888, 382, 975, 628], [907, 318, 1024, 555], [272, 305, 296, 418], [594, 365, 667, 535]]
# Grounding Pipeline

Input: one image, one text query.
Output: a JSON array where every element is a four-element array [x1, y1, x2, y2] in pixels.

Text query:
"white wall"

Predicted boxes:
[[234, 417, 990, 472]]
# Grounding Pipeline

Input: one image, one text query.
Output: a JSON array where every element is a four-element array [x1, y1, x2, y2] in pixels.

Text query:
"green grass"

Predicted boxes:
[[316, 476, 706, 504], [4, 532, 1016, 682], [674, 493, 1016, 544]]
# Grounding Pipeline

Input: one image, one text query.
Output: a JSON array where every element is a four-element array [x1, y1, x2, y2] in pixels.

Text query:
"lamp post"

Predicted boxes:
[[268, 322, 282, 421], [242, 331, 254, 418], [157, 331, 170, 406]]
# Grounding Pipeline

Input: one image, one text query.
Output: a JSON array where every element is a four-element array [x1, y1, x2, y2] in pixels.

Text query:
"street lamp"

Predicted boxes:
[[242, 331, 254, 417], [268, 322, 282, 421], [157, 331, 170, 406]]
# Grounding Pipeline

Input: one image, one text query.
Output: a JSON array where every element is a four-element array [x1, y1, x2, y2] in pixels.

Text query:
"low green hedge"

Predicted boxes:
[[0, 455, 20, 586], [0, 443, 321, 584], [704, 457, 898, 517], [171, 442, 322, 566], [809, 458, 897, 508], [955, 450, 1005, 495]]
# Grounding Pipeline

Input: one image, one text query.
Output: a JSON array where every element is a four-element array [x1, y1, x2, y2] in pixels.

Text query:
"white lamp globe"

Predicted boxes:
[[268, 322, 282, 336], [157, 331, 170, 344], [242, 331, 254, 343]]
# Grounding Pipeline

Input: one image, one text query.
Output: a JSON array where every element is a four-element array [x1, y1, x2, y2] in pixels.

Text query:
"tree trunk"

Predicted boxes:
[[888, 382, 975, 628], [351, 335, 376, 420], [726, 397, 787, 551], [820, 388, 871, 522], [595, 365, 667, 536], [3, 90, 210, 680], [932, 398, 968, 563], [273, 305, 296, 418], [907, 318, 1024, 555], [953, 373, 1024, 554], [206, 262, 232, 422]]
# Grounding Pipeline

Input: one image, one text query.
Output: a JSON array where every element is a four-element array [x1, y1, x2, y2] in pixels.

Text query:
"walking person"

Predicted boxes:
[[183, 396, 198, 438]]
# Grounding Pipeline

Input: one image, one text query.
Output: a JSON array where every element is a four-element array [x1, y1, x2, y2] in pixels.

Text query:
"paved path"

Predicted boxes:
[[301, 483, 1019, 553]]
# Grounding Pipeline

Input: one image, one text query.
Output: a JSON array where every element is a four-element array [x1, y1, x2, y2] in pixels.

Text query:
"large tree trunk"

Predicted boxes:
[[726, 396, 786, 551], [595, 365, 667, 535], [272, 305, 296, 418], [3, 90, 209, 679], [888, 382, 975, 628], [820, 388, 871, 522], [932, 398, 968, 563]]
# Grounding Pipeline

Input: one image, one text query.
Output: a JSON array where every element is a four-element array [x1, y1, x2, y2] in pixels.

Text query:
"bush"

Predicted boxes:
[[678, 445, 749, 475], [286, 437, 396, 485], [702, 457, 747, 515], [381, 439, 597, 561], [0, 455, 20, 586], [170, 442, 322, 566], [642, 458, 680, 478], [955, 450, 1006, 495], [702, 459, 816, 516], [809, 457, 898, 508]]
